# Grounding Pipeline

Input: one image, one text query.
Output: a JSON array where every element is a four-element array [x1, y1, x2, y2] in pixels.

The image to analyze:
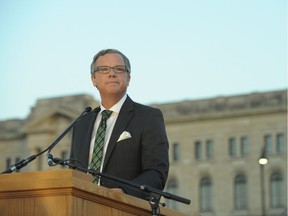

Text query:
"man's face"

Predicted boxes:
[[91, 53, 130, 97]]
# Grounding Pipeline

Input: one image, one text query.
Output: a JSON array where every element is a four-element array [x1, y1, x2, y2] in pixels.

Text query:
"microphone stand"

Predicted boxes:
[[47, 106, 92, 166], [50, 158, 191, 216], [1, 107, 92, 174]]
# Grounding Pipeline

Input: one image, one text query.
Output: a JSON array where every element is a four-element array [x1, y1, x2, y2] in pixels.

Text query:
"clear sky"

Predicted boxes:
[[0, 0, 286, 120]]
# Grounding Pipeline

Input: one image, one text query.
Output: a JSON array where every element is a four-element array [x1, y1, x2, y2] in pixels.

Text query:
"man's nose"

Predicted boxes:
[[108, 68, 117, 76]]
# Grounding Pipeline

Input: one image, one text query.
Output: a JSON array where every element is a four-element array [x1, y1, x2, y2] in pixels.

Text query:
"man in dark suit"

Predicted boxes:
[[70, 49, 169, 200]]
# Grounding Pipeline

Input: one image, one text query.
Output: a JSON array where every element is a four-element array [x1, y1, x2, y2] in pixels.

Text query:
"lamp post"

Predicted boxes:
[[258, 147, 269, 216]]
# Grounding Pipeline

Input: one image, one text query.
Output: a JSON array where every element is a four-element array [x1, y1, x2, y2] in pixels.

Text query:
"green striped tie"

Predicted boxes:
[[91, 110, 112, 183]]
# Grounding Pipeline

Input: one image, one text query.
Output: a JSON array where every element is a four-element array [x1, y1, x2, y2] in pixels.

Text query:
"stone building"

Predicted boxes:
[[0, 89, 287, 216]]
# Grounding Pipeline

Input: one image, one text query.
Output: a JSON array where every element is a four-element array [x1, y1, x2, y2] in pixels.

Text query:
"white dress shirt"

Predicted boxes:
[[89, 94, 127, 172]]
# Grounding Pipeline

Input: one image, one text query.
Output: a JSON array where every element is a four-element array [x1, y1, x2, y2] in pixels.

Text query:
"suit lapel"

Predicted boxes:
[[103, 96, 134, 169]]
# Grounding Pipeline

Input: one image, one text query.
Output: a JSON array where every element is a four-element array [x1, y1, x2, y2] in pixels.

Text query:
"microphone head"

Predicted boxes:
[[48, 160, 54, 166], [85, 107, 92, 112], [93, 107, 101, 113], [47, 153, 54, 166]]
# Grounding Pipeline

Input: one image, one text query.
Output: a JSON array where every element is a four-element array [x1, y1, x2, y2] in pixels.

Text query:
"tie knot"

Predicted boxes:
[[101, 110, 112, 119]]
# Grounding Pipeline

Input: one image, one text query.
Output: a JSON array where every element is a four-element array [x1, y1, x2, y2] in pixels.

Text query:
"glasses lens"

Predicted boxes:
[[96, 66, 110, 74], [114, 66, 126, 73]]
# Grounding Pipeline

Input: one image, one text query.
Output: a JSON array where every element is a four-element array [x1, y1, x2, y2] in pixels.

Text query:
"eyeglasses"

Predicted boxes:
[[94, 65, 128, 74]]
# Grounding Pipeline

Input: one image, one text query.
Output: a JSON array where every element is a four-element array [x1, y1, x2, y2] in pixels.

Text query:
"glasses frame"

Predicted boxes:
[[94, 65, 128, 74]]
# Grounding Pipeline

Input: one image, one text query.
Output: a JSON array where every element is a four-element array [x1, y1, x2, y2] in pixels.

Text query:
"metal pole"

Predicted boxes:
[[260, 164, 266, 216]]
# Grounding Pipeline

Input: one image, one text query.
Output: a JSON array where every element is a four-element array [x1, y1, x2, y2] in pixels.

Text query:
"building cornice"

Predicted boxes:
[[153, 89, 287, 123]]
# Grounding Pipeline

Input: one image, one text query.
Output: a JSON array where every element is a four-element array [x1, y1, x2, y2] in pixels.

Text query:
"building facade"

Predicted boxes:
[[0, 90, 287, 216]]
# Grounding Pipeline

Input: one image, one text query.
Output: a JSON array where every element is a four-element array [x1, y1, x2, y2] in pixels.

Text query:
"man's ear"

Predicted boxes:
[[127, 74, 131, 86], [91, 75, 98, 88]]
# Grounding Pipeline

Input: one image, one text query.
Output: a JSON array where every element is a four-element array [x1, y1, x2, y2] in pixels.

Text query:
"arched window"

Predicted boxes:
[[270, 172, 285, 208], [234, 175, 248, 210], [200, 177, 212, 212]]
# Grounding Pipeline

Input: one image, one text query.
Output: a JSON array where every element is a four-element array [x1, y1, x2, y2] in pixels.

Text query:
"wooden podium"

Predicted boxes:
[[0, 169, 189, 216]]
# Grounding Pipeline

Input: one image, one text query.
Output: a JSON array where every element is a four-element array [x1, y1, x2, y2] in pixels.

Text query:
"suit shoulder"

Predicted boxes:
[[125, 96, 163, 115], [133, 101, 163, 114]]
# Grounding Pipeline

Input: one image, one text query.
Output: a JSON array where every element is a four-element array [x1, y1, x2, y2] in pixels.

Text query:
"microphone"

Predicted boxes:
[[59, 160, 191, 207], [47, 153, 54, 166], [140, 185, 191, 205], [84, 106, 92, 112], [46, 106, 92, 166], [93, 107, 101, 113], [1, 155, 37, 174]]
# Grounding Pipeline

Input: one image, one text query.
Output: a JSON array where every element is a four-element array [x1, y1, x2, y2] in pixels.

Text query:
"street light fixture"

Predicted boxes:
[[258, 147, 269, 216], [258, 156, 268, 165]]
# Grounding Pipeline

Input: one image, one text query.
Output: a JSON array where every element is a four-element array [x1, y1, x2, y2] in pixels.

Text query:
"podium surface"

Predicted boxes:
[[0, 169, 189, 216]]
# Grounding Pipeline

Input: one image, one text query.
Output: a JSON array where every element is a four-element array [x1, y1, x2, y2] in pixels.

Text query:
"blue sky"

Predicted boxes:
[[0, 0, 286, 120]]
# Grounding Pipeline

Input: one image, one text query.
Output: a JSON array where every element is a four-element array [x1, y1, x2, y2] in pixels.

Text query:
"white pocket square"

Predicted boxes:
[[117, 131, 132, 142]]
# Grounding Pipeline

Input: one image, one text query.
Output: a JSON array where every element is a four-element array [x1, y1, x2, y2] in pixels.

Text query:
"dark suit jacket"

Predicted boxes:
[[70, 96, 169, 199]]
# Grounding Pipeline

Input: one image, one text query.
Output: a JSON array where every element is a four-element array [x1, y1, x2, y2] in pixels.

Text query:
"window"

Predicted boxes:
[[15, 157, 21, 172], [61, 150, 69, 160], [234, 175, 248, 210], [264, 135, 273, 155], [60, 150, 69, 168], [35, 147, 42, 170], [206, 140, 213, 159], [229, 138, 237, 157], [6, 158, 11, 169], [166, 179, 178, 209], [172, 143, 180, 162], [270, 172, 285, 208], [276, 134, 285, 154], [200, 177, 212, 212], [15, 157, 21, 163], [240, 136, 248, 157], [195, 141, 202, 160]]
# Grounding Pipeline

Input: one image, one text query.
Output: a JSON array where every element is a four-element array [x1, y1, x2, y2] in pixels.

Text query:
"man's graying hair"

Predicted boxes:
[[90, 49, 131, 75]]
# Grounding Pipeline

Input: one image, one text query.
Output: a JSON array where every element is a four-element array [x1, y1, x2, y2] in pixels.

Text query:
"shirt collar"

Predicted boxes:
[[100, 94, 127, 114]]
